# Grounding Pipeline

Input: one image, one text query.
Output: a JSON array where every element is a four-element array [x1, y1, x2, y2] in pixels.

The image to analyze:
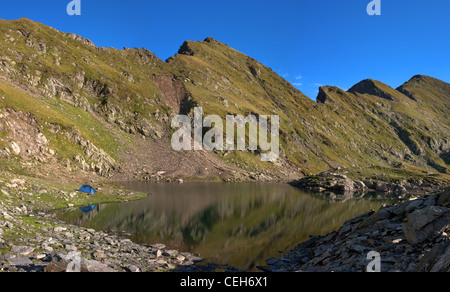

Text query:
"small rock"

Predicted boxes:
[[151, 243, 166, 250], [175, 255, 186, 263], [154, 249, 162, 258], [54, 227, 67, 232], [125, 264, 140, 272], [163, 250, 178, 257], [65, 244, 77, 252]]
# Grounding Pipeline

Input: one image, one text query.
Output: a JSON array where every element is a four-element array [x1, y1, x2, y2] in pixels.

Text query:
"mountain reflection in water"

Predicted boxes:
[[57, 182, 384, 271]]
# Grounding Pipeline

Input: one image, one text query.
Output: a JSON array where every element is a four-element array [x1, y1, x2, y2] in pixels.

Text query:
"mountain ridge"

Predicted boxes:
[[0, 17, 448, 188]]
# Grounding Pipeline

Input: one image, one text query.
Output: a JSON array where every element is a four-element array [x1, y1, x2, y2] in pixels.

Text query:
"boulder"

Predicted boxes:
[[11, 245, 35, 256], [402, 206, 450, 244], [414, 241, 450, 272], [7, 256, 33, 266], [357, 209, 393, 229], [437, 188, 450, 208]]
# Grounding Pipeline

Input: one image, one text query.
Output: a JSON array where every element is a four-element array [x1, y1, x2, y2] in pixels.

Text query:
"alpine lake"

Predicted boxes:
[[56, 182, 385, 271]]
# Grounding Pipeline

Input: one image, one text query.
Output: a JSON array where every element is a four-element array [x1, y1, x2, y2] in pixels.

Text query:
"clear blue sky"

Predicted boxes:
[[1, 0, 449, 99]]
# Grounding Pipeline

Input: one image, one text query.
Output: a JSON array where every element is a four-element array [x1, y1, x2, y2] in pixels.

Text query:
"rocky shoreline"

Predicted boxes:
[[0, 212, 245, 273], [264, 187, 450, 272], [0, 210, 211, 272], [1, 174, 449, 273], [290, 168, 448, 198], [0, 177, 243, 272]]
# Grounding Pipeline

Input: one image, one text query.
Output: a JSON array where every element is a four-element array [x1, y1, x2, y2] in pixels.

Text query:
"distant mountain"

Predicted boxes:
[[0, 18, 448, 186]]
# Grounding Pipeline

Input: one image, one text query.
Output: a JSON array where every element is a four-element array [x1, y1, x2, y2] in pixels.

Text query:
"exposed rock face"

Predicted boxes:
[[0, 108, 52, 162], [150, 75, 193, 114], [65, 33, 96, 47], [69, 130, 117, 177], [177, 41, 196, 56], [316, 87, 335, 104]]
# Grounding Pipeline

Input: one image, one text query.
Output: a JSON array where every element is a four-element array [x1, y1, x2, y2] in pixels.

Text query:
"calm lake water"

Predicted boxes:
[[57, 182, 384, 271]]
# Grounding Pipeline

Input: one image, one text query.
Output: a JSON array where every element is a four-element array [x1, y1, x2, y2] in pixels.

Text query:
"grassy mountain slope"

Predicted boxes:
[[167, 37, 449, 178], [0, 18, 448, 187]]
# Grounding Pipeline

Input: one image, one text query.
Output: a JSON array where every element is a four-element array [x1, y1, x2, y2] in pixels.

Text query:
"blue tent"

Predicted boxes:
[[78, 185, 96, 195], [79, 205, 96, 213]]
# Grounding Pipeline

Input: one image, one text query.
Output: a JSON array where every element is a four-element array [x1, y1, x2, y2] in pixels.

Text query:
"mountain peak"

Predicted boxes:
[[204, 37, 220, 44], [316, 86, 349, 104], [176, 40, 195, 56], [402, 75, 447, 87], [348, 79, 401, 101], [397, 75, 450, 103]]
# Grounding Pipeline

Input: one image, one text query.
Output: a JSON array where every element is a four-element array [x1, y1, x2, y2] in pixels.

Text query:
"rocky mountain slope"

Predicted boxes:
[[0, 18, 448, 186]]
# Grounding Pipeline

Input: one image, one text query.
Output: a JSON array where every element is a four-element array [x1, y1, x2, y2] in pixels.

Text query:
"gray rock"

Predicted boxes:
[[405, 199, 424, 213], [7, 256, 33, 266], [151, 243, 166, 250], [438, 191, 450, 208], [154, 249, 162, 258], [125, 264, 140, 272], [403, 206, 450, 244], [358, 209, 393, 229], [414, 241, 450, 272], [11, 246, 35, 256], [65, 244, 77, 251], [266, 257, 280, 265], [83, 259, 116, 272], [163, 250, 178, 257], [54, 227, 67, 232], [44, 253, 116, 272]]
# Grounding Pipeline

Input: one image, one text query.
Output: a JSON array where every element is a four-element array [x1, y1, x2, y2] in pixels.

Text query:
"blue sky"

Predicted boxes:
[[1, 0, 449, 99]]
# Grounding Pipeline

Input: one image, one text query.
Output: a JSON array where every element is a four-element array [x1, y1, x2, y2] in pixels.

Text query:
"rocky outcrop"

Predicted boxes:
[[65, 33, 96, 48], [291, 172, 365, 195], [69, 130, 117, 177], [265, 188, 450, 272], [290, 168, 447, 199], [0, 108, 54, 162], [177, 41, 196, 56], [316, 87, 335, 104]]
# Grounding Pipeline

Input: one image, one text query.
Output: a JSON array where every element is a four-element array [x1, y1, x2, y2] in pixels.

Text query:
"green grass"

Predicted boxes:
[[0, 18, 449, 180], [0, 80, 127, 161]]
